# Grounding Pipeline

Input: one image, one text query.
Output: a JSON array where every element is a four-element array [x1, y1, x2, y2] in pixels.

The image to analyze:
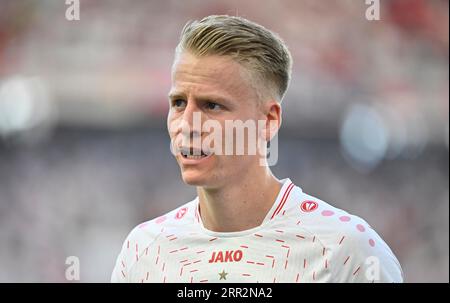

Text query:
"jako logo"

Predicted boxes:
[[175, 207, 188, 219], [300, 201, 318, 212], [208, 250, 243, 263]]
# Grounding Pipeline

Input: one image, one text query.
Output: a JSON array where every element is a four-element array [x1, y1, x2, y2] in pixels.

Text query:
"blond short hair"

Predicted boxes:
[[175, 15, 292, 102]]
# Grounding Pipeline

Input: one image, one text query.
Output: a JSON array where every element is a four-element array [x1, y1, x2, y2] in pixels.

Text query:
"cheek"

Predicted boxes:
[[167, 114, 179, 138], [166, 112, 172, 133], [167, 115, 183, 154]]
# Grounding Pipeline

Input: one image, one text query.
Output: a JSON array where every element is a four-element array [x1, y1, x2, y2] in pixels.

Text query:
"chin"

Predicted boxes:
[[181, 170, 224, 189], [181, 171, 210, 186]]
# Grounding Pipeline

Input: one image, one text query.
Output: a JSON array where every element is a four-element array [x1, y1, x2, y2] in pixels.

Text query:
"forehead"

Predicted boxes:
[[170, 52, 255, 100]]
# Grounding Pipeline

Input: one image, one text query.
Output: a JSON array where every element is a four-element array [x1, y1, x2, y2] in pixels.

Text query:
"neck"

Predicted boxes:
[[197, 166, 282, 232]]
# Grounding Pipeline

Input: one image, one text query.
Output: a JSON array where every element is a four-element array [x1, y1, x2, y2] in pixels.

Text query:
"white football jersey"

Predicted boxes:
[[111, 179, 403, 283]]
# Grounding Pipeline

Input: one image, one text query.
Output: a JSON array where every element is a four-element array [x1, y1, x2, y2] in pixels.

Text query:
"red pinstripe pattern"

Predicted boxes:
[[344, 256, 350, 265], [353, 266, 361, 275]]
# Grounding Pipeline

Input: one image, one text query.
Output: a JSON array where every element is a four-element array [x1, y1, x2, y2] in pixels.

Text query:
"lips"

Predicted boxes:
[[179, 146, 212, 159]]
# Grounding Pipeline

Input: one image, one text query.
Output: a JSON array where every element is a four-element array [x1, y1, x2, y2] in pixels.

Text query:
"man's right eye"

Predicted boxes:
[[172, 99, 186, 108]]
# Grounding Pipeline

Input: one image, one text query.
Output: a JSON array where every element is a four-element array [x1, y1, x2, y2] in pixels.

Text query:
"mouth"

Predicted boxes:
[[179, 146, 212, 160]]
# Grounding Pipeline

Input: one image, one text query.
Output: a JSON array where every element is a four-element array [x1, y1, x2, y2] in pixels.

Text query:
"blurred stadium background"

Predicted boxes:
[[0, 0, 448, 282]]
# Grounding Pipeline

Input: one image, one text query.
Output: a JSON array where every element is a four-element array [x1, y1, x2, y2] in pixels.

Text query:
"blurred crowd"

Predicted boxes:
[[0, 0, 448, 282]]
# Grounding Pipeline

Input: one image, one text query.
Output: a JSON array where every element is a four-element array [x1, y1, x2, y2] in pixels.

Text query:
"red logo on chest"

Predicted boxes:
[[208, 250, 243, 263], [175, 207, 188, 219], [300, 200, 318, 212]]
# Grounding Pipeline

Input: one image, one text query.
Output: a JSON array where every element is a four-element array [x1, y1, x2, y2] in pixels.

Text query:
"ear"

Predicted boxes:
[[261, 100, 282, 142]]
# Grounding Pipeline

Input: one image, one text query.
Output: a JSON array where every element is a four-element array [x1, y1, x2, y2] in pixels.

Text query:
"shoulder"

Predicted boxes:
[[111, 199, 198, 282], [287, 192, 375, 246], [285, 191, 404, 282], [126, 198, 198, 246]]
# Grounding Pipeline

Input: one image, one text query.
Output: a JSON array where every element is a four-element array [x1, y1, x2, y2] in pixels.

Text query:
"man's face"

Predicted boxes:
[[167, 52, 268, 188]]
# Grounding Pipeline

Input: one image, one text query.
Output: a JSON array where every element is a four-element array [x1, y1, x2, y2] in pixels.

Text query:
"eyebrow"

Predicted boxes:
[[168, 92, 233, 105], [167, 92, 185, 100]]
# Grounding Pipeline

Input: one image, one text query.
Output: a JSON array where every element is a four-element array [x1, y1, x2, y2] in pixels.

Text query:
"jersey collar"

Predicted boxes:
[[194, 178, 299, 238]]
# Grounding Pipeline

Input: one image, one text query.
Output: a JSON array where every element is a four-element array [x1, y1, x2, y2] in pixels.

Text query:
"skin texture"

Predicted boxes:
[[167, 51, 283, 232]]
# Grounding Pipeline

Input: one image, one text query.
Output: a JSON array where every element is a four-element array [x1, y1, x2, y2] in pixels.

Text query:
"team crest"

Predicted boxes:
[[175, 207, 188, 219], [300, 200, 318, 212]]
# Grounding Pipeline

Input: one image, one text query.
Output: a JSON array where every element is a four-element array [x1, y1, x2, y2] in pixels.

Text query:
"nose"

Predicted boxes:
[[177, 101, 202, 142]]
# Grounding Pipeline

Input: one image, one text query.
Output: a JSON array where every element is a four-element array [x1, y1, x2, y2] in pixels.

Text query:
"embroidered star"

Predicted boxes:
[[218, 270, 228, 280]]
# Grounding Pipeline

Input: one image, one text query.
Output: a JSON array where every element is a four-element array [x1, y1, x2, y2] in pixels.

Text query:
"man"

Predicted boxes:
[[111, 15, 403, 283]]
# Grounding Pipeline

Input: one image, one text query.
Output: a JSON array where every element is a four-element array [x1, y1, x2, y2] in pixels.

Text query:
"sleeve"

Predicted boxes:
[[111, 222, 162, 283], [111, 233, 131, 283], [111, 226, 142, 283], [330, 224, 404, 283]]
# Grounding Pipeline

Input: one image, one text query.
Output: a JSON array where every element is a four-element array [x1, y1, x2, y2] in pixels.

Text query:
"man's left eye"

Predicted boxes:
[[206, 102, 222, 110]]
